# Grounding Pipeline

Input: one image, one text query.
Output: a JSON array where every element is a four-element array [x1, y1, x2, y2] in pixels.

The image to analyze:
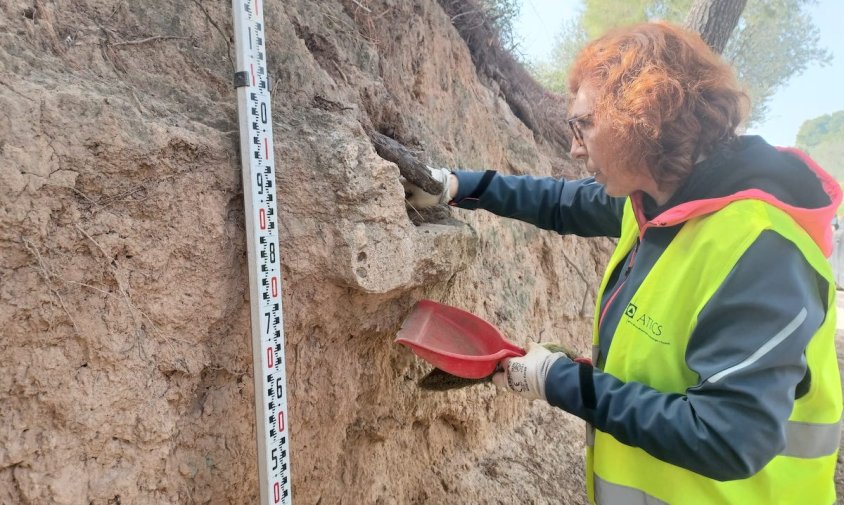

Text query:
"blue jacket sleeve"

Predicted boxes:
[[451, 170, 624, 237], [544, 231, 826, 481]]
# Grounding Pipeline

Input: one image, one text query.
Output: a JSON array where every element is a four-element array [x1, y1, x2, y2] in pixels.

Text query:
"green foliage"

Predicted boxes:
[[796, 111, 844, 150], [533, 16, 589, 92], [581, 0, 692, 38], [725, 0, 831, 124], [581, 0, 650, 38], [796, 111, 844, 184], [534, 0, 830, 126], [535, 0, 692, 94], [479, 0, 522, 51]]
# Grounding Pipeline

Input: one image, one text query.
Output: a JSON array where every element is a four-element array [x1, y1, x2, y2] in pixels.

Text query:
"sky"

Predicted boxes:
[[513, 0, 844, 147]]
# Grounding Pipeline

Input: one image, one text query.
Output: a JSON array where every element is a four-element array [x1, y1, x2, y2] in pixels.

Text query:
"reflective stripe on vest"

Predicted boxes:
[[595, 474, 668, 505], [782, 415, 842, 458], [594, 473, 838, 505]]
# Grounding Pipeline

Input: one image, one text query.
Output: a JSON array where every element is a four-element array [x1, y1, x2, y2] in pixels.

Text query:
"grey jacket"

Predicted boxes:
[[451, 136, 833, 481]]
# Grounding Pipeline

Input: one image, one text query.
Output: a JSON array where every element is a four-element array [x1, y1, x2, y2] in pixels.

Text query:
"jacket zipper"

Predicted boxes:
[[599, 192, 656, 331], [598, 238, 641, 330]]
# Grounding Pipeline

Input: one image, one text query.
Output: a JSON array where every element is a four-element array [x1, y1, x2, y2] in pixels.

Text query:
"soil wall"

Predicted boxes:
[[3, 1, 621, 503]]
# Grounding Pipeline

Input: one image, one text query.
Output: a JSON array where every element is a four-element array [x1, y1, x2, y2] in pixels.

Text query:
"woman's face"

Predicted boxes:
[[568, 84, 659, 199]]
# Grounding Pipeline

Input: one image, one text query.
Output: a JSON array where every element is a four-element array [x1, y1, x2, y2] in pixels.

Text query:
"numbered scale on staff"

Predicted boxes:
[[231, 0, 292, 503]]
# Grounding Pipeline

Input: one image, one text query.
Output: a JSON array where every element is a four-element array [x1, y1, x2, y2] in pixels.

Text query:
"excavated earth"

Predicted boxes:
[[1, 1, 842, 504]]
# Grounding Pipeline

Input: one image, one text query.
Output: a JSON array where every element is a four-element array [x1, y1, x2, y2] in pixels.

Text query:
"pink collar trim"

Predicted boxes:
[[630, 147, 841, 256]]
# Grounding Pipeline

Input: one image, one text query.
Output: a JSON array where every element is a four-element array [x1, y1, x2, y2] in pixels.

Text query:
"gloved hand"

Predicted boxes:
[[402, 166, 455, 209], [492, 342, 567, 401]]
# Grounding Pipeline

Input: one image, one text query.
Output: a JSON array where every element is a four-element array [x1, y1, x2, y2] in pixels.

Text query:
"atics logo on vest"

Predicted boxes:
[[624, 303, 669, 344]]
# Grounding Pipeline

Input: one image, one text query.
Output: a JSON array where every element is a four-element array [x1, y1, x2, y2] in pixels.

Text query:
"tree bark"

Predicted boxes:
[[367, 129, 444, 194], [684, 0, 747, 54]]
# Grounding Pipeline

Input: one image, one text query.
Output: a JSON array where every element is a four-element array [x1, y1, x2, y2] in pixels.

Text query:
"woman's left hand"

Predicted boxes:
[[492, 342, 566, 401]]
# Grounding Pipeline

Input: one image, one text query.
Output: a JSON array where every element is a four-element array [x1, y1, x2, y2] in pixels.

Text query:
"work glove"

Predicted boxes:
[[402, 166, 453, 209], [492, 342, 567, 402]]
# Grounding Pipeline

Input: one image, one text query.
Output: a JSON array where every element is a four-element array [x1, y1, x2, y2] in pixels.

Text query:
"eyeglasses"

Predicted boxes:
[[567, 112, 593, 145]]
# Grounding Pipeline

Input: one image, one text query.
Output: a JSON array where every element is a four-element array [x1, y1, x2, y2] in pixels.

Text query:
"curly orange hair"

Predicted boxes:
[[568, 21, 749, 188]]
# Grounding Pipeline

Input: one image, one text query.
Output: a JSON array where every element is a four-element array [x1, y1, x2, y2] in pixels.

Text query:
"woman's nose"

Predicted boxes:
[[569, 138, 587, 160]]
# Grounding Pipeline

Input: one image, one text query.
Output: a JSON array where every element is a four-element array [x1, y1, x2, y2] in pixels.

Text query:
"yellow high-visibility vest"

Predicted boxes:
[[587, 198, 842, 505]]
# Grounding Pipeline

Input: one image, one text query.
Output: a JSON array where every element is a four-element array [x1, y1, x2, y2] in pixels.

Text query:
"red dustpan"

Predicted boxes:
[[395, 300, 526, 379]]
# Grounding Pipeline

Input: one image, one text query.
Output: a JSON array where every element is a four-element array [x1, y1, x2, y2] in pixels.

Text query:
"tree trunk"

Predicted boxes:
[[367, 129, 444, 194], [684, 0, 747, 54]]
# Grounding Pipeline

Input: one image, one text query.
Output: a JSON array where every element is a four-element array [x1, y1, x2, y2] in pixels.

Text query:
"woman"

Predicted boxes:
[[404, 22, 842, 505]]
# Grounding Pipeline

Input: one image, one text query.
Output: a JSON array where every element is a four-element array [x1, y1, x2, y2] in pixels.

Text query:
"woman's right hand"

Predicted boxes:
[[401, 167, 457, 208]]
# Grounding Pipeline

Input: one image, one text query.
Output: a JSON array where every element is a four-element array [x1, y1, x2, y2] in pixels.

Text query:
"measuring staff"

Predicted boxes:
[[232, 1, 292, 503]]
